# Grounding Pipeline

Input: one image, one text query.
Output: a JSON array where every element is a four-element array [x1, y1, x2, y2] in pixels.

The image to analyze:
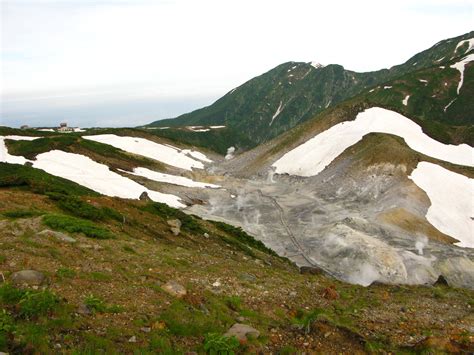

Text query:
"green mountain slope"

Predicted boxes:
[[147, 31, 474, 152]]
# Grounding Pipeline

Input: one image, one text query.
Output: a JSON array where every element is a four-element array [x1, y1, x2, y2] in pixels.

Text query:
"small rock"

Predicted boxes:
[[11, 270, 46, 286], [203, 233, 210, 238], [162, 280, 187, 298], [167, 219, 182, 236], [77, 303, 92, 315], [54, 344, 62, 349], [289, 291, 297, 297], [37, 229, 76, 243], [236, 316, 246, 322], [141, 327, 151, 333], [128, 336, 137, 343], [224, 323, 260, 343], [212, 280, 221, 287]]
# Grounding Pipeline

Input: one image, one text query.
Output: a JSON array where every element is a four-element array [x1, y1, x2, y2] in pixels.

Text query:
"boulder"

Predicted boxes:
[[167, 219, 182, 236], [224, 323, 260, 343], [139, 191, 151, 201], [433, 275, 449, 287], [37, 229, 76, 243], [11, 270, 46, 286], [162, 280, 187, 298]]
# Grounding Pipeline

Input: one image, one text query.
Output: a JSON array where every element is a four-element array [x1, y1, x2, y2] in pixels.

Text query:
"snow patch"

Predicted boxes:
[[409, 162, 473, 248], [121, 167, 219, 188], [273, 107, 473, 177], [454, 38, 474, 54], [419, 79, 428, 84], [310, 62, 324, 69], [32, 150, 185, 208], [444, 98, 456, 112], [450, 53, 474, 94], [210, 125, 226, 129], [83, 134, 206, 170], [270, 101, 284, 126], [181, 149, 213, 163], [402, 95, 410, 106], [383, 86, 392, 89]]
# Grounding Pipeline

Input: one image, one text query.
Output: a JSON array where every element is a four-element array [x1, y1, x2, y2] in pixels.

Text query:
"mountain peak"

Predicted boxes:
[[310, 61, 324, 69]]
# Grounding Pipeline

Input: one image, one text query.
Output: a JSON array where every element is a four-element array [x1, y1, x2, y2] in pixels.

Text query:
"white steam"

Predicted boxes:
[[225, 146, 235, 160]]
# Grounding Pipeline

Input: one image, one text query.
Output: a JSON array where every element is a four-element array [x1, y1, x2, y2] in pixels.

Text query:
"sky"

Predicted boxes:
[[1, 0, 473, 128]]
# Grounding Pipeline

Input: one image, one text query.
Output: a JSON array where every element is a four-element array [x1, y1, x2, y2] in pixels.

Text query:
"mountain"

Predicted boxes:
[[1, 32, 474, 353], [147, 31, 474, 153]]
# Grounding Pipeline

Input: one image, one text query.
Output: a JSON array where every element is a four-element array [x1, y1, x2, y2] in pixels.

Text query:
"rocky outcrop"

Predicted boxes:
[[162, 280, 186, 298], [224, 323, 260, 343], [11, 270, 46, 286], [167, 219, 182, 236]]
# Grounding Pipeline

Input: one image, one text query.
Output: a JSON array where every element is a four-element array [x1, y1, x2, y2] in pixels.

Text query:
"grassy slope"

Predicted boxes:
[[0, 167, 473, 353]]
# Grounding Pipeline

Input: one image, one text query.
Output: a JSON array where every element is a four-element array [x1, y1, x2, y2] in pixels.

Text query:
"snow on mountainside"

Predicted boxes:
[[83, 134, 211, 171], [409, 162, 474, 248], [450, 53, 474, 94], [0, 136, 38, 165], [121, 167, 220, 189], [272, 107, 473, 177]]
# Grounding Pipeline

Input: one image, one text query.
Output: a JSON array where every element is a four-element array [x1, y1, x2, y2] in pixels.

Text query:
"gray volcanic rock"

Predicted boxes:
[[11, 270, 46, 286]]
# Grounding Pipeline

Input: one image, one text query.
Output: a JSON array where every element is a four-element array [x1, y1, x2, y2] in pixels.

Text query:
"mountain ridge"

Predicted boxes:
[[147, 31, 474, 153]]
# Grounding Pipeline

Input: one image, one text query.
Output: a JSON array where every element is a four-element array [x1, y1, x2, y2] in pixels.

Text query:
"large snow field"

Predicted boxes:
[[273, 107, 473, 177], [83, 134, 211, 170], [121, 167, 220, 189], [33, 150, 185, 208], [409, 162, 473, 248]]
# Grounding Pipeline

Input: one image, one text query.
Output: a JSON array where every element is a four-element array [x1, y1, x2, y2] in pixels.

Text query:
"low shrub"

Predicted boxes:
[[42, 214, 113, 239], [18, 290, 59, 319], [2, 209, 45, 219]]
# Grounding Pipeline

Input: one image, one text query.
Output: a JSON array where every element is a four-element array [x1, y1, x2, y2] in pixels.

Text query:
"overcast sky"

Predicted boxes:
[[1, 0, 473, 127]]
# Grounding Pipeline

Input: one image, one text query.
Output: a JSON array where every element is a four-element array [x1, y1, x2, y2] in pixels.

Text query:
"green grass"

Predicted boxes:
[[159, 297, 234, 337], [203, 333, 240, 354], [56, 267, 76, 279], [0, 284, 60, 320], [84, 295, 123, 314], [42, 213, 113, 239]]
